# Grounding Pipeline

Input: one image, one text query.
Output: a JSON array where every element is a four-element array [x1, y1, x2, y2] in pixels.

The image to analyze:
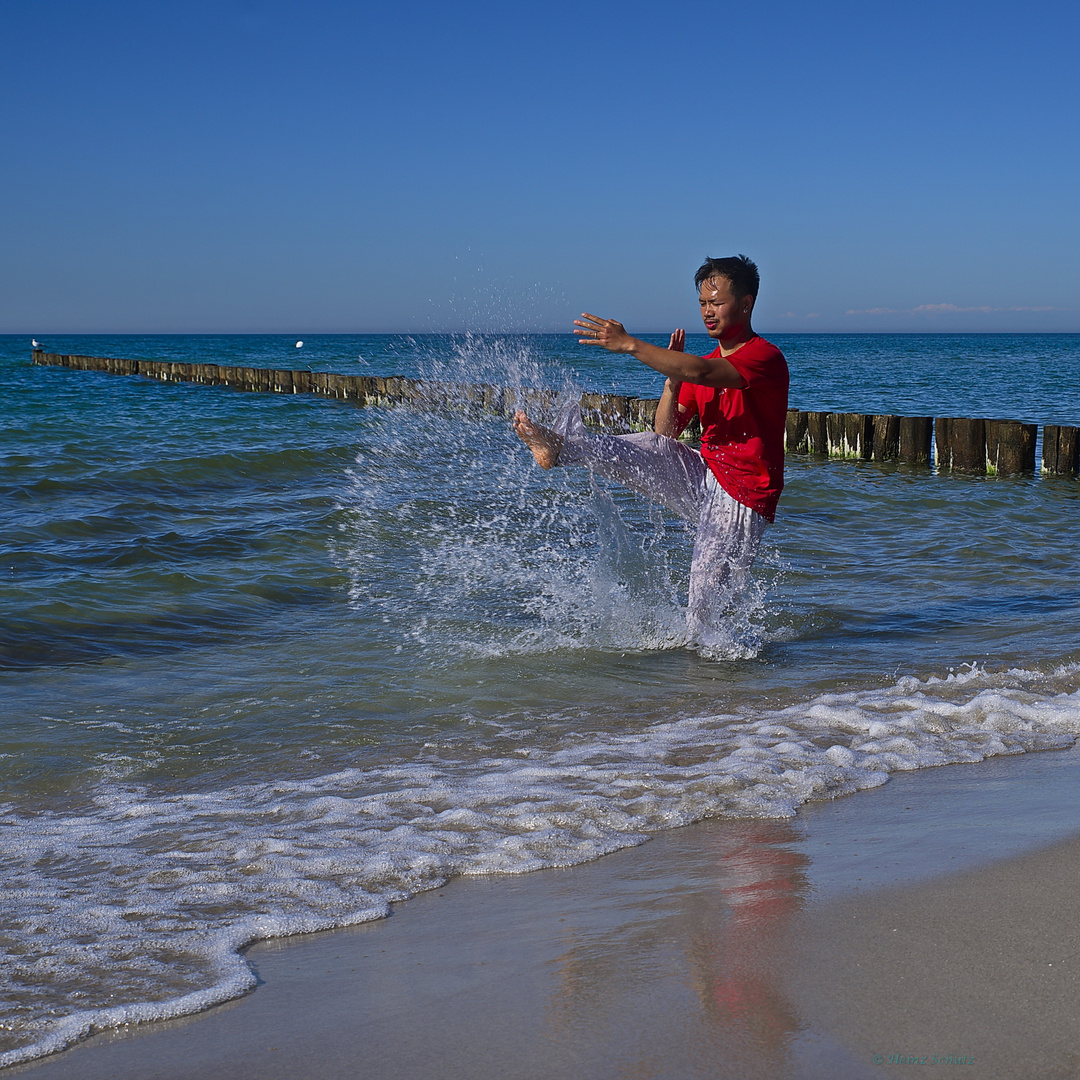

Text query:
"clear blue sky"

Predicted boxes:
[[2, 0, 1077, 333]]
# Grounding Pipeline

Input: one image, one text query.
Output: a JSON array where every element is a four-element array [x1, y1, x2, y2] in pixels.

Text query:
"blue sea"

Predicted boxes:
[[2, 332, 1079, 1066]]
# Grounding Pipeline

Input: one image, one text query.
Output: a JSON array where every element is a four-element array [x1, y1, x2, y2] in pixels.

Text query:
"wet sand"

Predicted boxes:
[[12, 745, 1080, 1080]]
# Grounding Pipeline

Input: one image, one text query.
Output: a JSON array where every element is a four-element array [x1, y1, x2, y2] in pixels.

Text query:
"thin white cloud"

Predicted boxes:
[[846, 303, 1067, 315], [914, 303, 994, 313]]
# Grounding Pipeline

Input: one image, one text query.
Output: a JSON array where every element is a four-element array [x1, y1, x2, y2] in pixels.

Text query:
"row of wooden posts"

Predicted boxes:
[[32, 350, 1080, 477]]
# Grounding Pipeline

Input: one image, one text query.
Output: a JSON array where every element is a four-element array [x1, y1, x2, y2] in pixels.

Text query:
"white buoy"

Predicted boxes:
[[295, 340, 303, 348]]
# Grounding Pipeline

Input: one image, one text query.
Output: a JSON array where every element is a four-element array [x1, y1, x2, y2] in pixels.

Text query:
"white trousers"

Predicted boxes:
[[554, 407, 768, 640]]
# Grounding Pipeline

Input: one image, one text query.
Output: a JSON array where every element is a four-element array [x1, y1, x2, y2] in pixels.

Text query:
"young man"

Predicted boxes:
[[513, 255, 788, 643]]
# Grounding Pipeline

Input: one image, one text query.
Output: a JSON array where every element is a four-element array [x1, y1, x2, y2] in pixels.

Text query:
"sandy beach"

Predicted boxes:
[[10, 743, 1080, 1080]]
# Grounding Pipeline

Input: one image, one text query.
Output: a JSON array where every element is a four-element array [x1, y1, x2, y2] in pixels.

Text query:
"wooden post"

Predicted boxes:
[[515, 387, 556, 416], [1042, 425, 1080, 476], [805, 411, 829, 455], [578, 393, 602, 429], [985, 419, 1037, 475], [629, 397, 658, 431], [483, 384, 507, 417], [854, 413, 873, 458], [871, 415, 900, 461], [934, 417, 951, 470], [785, 409, 808, 453], [825, 413, 844, 456], [897, 416, 932, 464], [605, 395, 632, 433], [842, 413, 874, 458], [681, 416, 702, 441], [457, 383, 480, 417], [579, 393, 631, 433], [937, 417, 986, 473], [954, 417, 987, 474], [318, 373, 344, 399]]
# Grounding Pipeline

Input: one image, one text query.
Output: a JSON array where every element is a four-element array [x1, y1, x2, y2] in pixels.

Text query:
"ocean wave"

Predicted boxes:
[[2, 662, 1078, 1067]]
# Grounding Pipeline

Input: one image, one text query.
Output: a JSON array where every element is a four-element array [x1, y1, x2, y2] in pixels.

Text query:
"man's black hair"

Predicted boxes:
[[694, 255, 760, 300]]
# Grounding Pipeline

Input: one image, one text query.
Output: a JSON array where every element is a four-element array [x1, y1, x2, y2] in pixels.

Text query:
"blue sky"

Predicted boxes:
[[2, 0, 1077, 333]]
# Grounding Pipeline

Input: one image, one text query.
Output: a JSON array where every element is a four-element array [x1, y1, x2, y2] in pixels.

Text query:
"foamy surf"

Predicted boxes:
[[2, 663, 1078, 1067]]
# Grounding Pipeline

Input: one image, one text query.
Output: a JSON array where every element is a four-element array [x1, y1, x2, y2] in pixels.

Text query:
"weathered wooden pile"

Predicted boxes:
[[31, 350, 1080, 477]]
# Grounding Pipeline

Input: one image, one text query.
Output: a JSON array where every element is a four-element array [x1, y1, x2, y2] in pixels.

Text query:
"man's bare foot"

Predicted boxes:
[[513, 410, 562, 470]]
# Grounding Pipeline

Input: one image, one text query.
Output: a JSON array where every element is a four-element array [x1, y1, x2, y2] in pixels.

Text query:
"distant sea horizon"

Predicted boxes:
[[8, 329, 1080, 337]]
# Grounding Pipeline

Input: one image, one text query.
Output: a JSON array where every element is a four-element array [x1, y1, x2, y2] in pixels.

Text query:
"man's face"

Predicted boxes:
[[698, 276, 753, 339]]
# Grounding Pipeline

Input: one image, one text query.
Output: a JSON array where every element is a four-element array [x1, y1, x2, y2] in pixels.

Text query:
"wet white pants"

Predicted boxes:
[[554, 408, 768, 640]]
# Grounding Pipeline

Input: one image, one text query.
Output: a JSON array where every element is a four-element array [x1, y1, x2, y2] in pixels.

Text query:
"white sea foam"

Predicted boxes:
[[2, 663, 1079, 1067]]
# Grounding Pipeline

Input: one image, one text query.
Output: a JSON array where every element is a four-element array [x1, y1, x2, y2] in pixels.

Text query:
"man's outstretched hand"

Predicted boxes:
[[573, 313, 636, 353], [574, 314, 686, 357]]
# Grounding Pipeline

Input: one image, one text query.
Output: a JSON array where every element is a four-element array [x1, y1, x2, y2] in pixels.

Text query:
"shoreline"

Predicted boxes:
[[12, 743, 1080, 1079]]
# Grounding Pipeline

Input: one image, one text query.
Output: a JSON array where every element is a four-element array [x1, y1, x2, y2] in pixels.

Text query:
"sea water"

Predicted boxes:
[[1, 332, 1079, 1066]]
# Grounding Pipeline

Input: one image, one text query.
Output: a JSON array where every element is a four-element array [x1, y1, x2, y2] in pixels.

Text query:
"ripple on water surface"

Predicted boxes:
[[1, 336, 1079, 1066]]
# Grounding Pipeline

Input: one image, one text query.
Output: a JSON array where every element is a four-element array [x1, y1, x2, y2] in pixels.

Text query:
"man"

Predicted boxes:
[[513, 255, 788, 644]]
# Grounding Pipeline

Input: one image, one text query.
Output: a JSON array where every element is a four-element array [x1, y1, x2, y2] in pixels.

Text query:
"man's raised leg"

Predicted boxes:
[[514, 403, 708, 521]]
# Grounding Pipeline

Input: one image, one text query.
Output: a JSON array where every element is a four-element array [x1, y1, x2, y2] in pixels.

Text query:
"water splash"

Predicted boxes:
[[332, 335, 775, 660]]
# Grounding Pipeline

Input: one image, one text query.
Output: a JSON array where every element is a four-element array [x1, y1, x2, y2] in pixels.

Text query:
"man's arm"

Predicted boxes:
[[654, 378, 690, 437], [574, 313, 748, 389], [653, 330, 691, 437]]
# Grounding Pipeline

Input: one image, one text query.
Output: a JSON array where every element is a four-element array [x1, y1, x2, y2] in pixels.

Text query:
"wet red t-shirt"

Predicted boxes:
[[674, 336, 789, 522]]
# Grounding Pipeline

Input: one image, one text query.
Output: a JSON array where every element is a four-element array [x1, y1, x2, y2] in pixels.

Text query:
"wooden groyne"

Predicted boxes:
[[31, 351, 1080, 477]]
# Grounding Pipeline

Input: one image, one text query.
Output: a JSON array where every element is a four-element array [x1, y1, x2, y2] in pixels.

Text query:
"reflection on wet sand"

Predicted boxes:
[[544, 820, 812, 1078]]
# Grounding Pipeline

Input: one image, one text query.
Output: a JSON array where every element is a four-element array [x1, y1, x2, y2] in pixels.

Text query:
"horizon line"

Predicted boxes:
[[7, 329, 1080, 339]]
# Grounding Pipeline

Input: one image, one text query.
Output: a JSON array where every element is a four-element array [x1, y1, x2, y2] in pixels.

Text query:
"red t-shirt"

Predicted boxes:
[[674, 336, 789, 522]]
